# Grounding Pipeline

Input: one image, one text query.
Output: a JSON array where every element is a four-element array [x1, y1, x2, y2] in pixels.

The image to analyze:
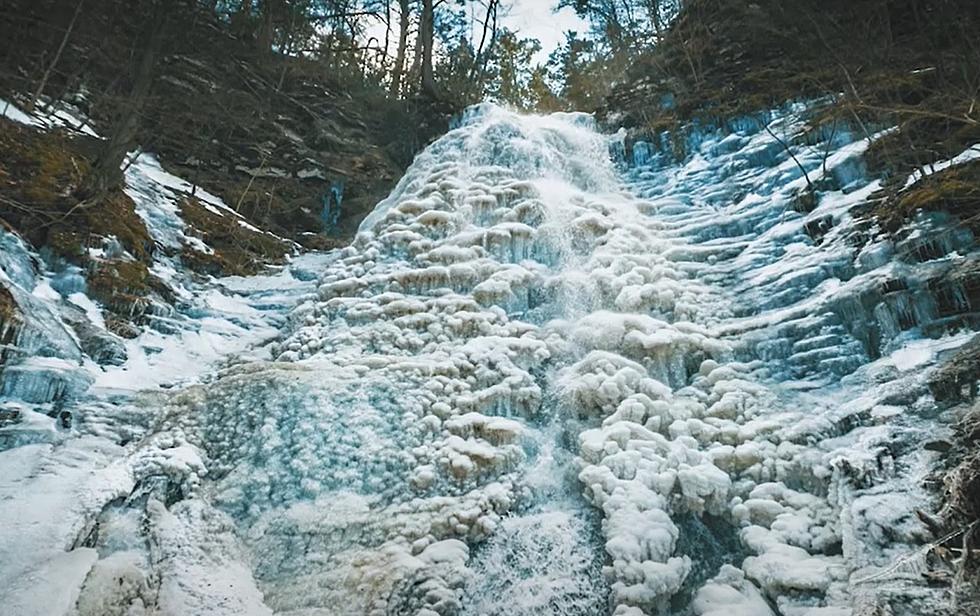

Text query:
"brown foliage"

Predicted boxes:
[[872, 160, 980, 234]]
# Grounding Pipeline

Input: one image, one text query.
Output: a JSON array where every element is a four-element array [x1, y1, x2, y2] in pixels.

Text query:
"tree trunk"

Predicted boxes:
[[382, 0, 392, 66], [232, 0, 254, 39], [407, 19, 423, 94], [29, 0, 85, 113], [389, 0, 410, 98], [420, 0, 438, 98], [79, 3, 167, 198], [648, 0, 663, 38], [467, 0, 498, 91], [256, 0, 278, 52]]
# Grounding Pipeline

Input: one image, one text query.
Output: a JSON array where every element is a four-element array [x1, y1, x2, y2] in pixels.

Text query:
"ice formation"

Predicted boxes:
[[1, 101, 978, 615]]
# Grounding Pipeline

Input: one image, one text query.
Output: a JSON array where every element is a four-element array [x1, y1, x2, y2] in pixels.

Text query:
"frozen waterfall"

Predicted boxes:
[[1, 103, 977, 616]]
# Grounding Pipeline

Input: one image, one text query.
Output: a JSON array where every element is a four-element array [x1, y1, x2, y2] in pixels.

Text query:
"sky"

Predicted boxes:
[[500, 1, 590, 64]]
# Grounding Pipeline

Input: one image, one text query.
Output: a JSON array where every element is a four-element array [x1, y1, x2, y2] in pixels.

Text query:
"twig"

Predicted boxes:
[[42, 196, 98, 228], [120, 148, 144, 175], [821, 116, 839, 178], [765, 123, 814, 193], [234, 150, 270, 212], [0, 195, 60, 220], [29, 0, 85, 112], [853, 520, 980, 585], [855, 103, 979, 126]]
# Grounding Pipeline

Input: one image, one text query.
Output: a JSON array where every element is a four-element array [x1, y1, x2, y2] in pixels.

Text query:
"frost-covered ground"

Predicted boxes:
[[1, 102, 978, 615]]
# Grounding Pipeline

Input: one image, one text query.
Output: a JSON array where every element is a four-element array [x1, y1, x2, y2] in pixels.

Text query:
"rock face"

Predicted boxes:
[[0, 103, 978, 615]]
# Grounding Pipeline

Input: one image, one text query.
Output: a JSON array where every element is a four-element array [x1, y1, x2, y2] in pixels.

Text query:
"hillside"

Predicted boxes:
[[0, 0, 450, 337], [601, 0, 980, 221]]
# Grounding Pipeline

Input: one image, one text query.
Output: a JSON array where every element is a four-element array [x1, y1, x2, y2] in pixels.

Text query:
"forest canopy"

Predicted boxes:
[[0, 0, 682, 113]]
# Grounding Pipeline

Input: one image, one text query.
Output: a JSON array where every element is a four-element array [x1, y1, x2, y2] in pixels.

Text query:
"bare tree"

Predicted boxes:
[[420, 0, 438, 97], [232, 0, 255, 38], [28, 0, 85, 112], [467, 0, 499, 87], [80, 1, 168, 198], [389, 0, 410, 97], [256, 0, 282, 52]]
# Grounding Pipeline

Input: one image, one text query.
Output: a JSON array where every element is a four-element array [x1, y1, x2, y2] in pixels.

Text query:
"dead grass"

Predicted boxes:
[[178, 196, 290, 277], [0, 285, 18, 325], [918, 335, 980, 601], [0, 116, 302, 327], [0, 117, 171, 326], [87, 260, 151, 310], [0, 118, 168, 326], [867, 118, 980, 184], [874, 160, 980, 234], [939, 401, 980, 589], [930, 336, 980, 405]]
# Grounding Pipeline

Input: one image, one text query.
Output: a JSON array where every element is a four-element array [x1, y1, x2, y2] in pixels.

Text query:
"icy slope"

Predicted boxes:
[[0, 248, 335, 616], [0, 108, 336, 612], [0, 102, 977, 616]]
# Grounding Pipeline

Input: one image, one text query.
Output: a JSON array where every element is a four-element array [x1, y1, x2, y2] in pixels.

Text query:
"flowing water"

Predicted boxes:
[[1, 103, 977, 616]]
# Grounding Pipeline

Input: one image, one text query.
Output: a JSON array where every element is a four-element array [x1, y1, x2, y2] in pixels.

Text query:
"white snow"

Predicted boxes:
[[125, 152, 291, 245], [1, 97, 41, 126], [1, 96, 99, 136], [92, 253, 329, 392], [68, 291, 106, 330], [2, 548, 100, 616]]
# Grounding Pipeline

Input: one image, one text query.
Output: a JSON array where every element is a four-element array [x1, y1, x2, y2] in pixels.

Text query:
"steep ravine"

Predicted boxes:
[[0, 103, 978, 616]]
